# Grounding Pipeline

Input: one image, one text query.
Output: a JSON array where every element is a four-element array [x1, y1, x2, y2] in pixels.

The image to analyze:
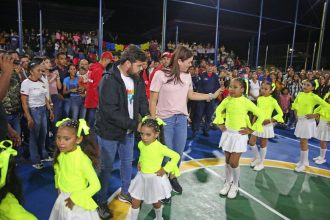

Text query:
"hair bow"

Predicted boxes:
[[271, 83, 276, 92], [55, 118, 71, 127], [314, 79, 319, 90], [244, 79, 249, 95], [77, 119, 90, 137], [0, 140, 17, 189], [142, 116, 167, 126]]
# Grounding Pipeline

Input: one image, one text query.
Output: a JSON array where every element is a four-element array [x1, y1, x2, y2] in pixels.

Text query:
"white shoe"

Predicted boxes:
[[250, 159, 260, 168], [154, 218, 164, 220], [254, 163, 264, 171], [294, 164, 306, 172], [315, 158, 326, 165], [227, 184, 239, 199], [313, 156, 322, 161], [296, 161, 309, 166], [219, 182, 232, 196]]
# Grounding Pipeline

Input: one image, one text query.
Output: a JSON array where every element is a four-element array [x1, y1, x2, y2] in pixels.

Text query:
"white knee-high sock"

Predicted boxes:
[[128, 208, 140, 220], [225, 163, 233, 183], [154, 206, 163, 220], [250, 145, 260, 160], [260, 147, 267, 163], [301, 150, 309, 165], [232, 167, 240, 186], [320, 149, 327, 159]]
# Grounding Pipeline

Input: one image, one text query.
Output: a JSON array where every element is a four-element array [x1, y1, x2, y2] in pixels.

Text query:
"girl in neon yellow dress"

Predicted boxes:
[[292, 80, 330, 172], [249, 82, 284, 171], [306, 92, 330, 165], [49, 119, 100, 220], [0, 140, 37, 220], [213, 78, 264, 199], [127, 118, 180, 220]]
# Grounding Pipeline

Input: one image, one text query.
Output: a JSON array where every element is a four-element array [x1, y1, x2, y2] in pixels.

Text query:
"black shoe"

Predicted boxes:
[[160, 197, 171, 204], [170, 177, 183, 194], [202, 131, 209, 137], [118, 192, 132, 203], [97, 203, 112, 220]]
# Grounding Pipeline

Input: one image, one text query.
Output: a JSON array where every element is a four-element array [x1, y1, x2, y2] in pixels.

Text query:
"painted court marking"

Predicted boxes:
[[183, 152, 291, 220]]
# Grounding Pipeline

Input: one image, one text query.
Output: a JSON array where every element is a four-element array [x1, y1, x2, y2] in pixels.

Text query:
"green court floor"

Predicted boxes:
[[137, 166, 330, 220]]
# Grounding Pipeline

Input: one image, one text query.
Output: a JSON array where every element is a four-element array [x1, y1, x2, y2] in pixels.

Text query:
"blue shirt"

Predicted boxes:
[[196, 72, 220, 94], [63, 76, 80, 97]]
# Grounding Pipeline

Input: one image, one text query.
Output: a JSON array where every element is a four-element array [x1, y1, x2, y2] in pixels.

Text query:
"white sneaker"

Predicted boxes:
[[219, 182, 232, 196], [313, 156, 322, 161], [227, 184, 239, 199], [315, 158, 326, 165], [254, 163, 264, 171], [154, 218, 164, 220], [294, 164, 306, 172], [250, 159, 260, 168]]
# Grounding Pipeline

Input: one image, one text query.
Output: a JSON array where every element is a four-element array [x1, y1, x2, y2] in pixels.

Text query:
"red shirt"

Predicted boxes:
[[84, 62, 104, 108], [141, 70, 150, 99]]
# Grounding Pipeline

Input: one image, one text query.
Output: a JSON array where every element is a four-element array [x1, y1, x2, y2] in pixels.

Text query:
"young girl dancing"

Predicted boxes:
[[49, 118, 100, 220], [214, 78, 264, 199], [127, 118, 180, 220], [292, 80, 330, 172], [249, 82, 284, 171], [0, 140, 37, 220]]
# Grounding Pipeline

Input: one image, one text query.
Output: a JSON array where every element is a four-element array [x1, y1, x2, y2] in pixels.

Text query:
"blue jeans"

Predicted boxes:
[[51, 94, 62, 124], [6, 113, 21, 135], [29, 106, 48, 164], [96, 133, 135, 204], [63, 98, 71, 118], [86, 108, 97, 129], [163, 114, 188, 166], [70, 96, 83, 120]]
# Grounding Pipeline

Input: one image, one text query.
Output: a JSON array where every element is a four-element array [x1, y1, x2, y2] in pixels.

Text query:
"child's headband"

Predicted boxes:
[[0, 140, 17, 189], [56, 118, 90, 137]]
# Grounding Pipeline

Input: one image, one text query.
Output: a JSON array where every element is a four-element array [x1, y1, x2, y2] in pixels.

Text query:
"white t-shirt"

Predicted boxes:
[[120, 73, 135, 120], [248, 79, 261, 101], [21, 78, 48, 108]]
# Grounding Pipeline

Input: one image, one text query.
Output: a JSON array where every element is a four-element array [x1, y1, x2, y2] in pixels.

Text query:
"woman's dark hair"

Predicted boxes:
[[0, 156, 23, 205], [67, 64, 77, 71], [141, 119, 166, 145], [28, 57, 43, 73], [53, 120, 100, 168], [163, 45, 193, 85]]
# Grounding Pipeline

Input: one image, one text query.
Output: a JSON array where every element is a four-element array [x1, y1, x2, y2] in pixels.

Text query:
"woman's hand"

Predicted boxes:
[[156, 167, 166, 177]]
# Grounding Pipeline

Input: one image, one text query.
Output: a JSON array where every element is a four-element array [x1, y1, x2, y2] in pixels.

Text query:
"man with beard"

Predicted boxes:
[[95, 45, 148, 219]]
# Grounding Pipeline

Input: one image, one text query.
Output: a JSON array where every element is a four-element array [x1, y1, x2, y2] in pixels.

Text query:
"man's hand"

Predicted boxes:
[[7, 124, 21, 147], [0, 54, 14, 76]]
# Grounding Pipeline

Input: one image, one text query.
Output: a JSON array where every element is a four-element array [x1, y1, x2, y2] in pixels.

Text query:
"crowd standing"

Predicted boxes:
[[0, 31, 329, 220]]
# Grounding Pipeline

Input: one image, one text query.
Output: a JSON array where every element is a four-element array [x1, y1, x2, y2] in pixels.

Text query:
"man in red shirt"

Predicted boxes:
[[85, 51, 113, 129]]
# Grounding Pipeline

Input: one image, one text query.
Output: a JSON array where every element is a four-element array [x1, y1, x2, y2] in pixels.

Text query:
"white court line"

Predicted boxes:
[[183, 152, 291, 220], [275, 133, 330, 152]]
